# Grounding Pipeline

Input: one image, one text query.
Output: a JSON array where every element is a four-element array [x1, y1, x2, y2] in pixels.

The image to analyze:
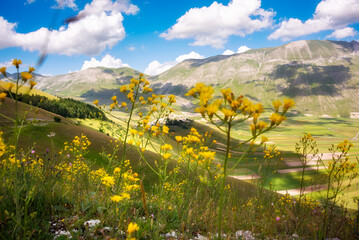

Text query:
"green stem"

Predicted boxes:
[[217, 121, 231, 239]]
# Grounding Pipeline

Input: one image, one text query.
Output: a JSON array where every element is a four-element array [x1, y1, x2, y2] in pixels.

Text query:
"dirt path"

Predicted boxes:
[[229, 174, 261, 180], [277, 166, 326, 174], [276, 184, 327, 196]]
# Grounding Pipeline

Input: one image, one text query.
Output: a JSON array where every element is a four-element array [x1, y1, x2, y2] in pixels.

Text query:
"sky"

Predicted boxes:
[[0, 0, 358, 76]]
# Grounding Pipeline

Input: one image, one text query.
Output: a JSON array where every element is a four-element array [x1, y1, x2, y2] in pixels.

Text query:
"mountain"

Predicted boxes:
[[31, 40, 359, 117], [34, 67, 147, 104], [150, 40, 359, 116]]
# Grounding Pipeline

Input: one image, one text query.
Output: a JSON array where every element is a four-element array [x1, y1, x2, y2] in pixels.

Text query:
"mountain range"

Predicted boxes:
[[29, 40, 359, 117]]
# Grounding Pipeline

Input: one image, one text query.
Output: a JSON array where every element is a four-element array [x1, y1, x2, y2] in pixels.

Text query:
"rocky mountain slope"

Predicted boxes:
[[29, 40, 359, 116]]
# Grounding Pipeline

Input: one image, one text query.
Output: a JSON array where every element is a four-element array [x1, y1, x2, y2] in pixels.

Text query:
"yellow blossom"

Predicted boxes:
[[101, 176, 115, 187], [175, 136, 182, 142], [200, 151, 216, 160], [5, 82, 15, 91], [273, 100, 281, 112], [0, 67, 6, 76], [163, 153, 171, 160], [93, 100, 99, 106], [261, 135, 268, 144], [168, 94, 176, 104], [111, 95, 117, 102], [283, 99, 295, 112], [12, 59, 22, 68], [20, 72, 32, 81], [127, 222, 139, 234], [161, 144, 172, 151], [28, 66, 35, 73], [120, 85, 128, 92], [221, 108, 235, 118], [0, 92, 6, 102], [121, 102, 127, 108], [29, 80, 37, 89]]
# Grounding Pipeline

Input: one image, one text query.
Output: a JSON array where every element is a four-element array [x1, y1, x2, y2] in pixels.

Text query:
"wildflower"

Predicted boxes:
[[275, 217, 280, 221], [0, 67, 6, 76], [163, 153, 171, 160], [5, 82, 15, 91], [93, 100, 99, 106], [29, 80, 37, 90], [206, 103, 219, 118], [28, 66, 35, 73], [222, 108, 235, 118], [200, 151, 216, 160], [111, 195, 123, 202], [162, 125, 169, 134], [12, 59, 22, 68], [261, 135, 268, 144], [101, 176, 115, 187], [0, 92, 6, 102], [273, 100, 281, 112], [120, 85, 128, 92], [161, 144, 172, 151], [283, 99, 295, 112], [47, 132, 56, 137], [21, 72, 32, 81], [168, 94, 176, 104], [175, 136, 182, 142], [121, 102, 127, 108], [127, 222, 139, 234], [111, 95, 117, 102]]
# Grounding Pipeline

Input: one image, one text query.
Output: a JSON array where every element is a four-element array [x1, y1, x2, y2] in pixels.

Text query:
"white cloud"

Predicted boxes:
[[144, 51, 205, 76], [0, 0, 139, 56], [160, 0, 274, 48], [53, 0, 77, 9], [326, 27, 357, 39], [127, 46, 135, 51], [222, 50, 235, 55], [237, 45, 251, 53], [269, 0, 359, 41], [175, 51, 205, 63], [81, 54, 130, 70], [222, 45, 250, 55], [27, 0, 36, 4]]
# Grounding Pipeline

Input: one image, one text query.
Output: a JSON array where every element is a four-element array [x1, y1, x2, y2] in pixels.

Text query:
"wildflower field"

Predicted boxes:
[[0, 60, 359, 240]]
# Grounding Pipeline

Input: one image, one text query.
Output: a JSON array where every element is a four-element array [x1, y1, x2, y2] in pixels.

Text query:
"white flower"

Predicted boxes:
[[84, 219, 101, 228]]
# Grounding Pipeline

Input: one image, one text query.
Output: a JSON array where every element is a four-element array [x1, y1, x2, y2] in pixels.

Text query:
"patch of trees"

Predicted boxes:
[[6, 91, 108, 120]]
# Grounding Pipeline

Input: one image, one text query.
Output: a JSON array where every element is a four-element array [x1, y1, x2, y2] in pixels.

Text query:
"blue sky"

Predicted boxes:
[[0, 0, 358, 76]]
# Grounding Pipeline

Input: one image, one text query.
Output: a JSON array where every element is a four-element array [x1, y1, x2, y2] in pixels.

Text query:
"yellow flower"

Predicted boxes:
[[0, 67, 6, 76], [111, 195, 123, 202], [283, 99, 295, 112], [200, 151, 216, 160], [21, 72, 33, 81], [272, 100, 281, 112], [12, 59, 22, 68], [120, 85, 128, 92], [168, 94, 176, 104], [121, 102, 127, 108], [111, 95, 117, 102], [101, 176, 115, 187], [0, 92, 6, 102], [261, 135, 268, 144], [28, 66, 35, 73], [163, 153, 171, 160], [221, 108, 235, 118], [130, 128, 138, 136], [127, 222, 139, 234], [162, 125, 169, 134], [270, 113, 286, 126], [206, 103, 219, 118], [29, 80, 37, 89], [161, 144, 172, 151], [93, 100, 99, 106], [5, 82, 15, 91], [175, 136, 182, 142]]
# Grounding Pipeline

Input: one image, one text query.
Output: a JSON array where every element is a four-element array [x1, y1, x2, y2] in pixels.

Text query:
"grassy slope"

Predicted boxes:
[[0, 80, 58, 100]]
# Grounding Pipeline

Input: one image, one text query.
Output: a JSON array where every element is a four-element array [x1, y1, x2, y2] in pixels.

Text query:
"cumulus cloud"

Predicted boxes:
[[160, 0, 274, 48], [269, 0, 359, 41], [81, 54, 130, 70], [222, 45, 251, 55], [53, 0, 77, 9], [326, 27, 357, 39], [144, 51, 205, 76], [0, 0, 139, 55]]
